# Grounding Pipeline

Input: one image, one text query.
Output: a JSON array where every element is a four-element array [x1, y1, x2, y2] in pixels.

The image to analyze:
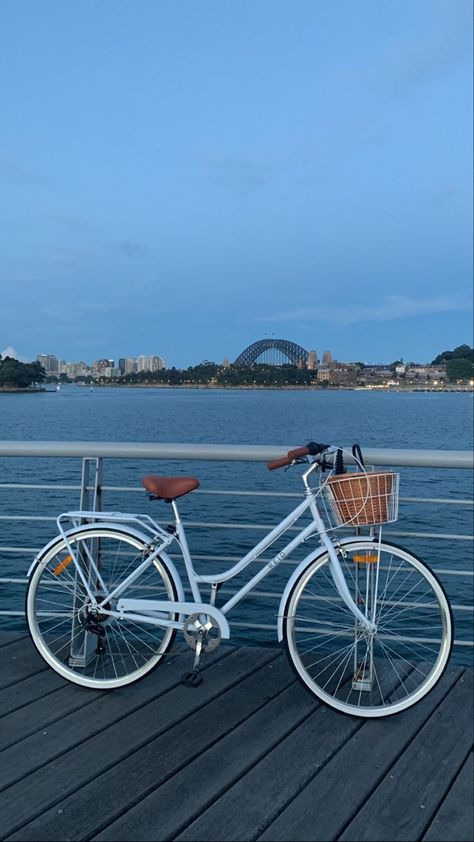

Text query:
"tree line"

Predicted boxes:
[[115, 362, 320, 387], [432, 345, 473, 381], [0, 356, 46, 389]]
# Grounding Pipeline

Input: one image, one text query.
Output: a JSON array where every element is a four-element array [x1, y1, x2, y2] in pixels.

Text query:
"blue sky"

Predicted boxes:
[[1, 0, 472, 367]]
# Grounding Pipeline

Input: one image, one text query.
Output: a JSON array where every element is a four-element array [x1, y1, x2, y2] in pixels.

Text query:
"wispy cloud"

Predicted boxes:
[[382, 0, 472, 97], [200, 156, 276, 194], [0, 159, 51, 189], [257, 295, 472, 326], [106, 239, 149, 257]]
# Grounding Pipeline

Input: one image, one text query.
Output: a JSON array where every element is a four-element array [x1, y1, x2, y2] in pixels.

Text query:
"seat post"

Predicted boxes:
[[171, 500, 202, 603], [171, 499, 181, 526]]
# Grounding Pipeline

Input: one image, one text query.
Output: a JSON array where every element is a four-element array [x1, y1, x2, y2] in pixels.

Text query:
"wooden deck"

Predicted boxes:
[[0, 631, 472, 842]]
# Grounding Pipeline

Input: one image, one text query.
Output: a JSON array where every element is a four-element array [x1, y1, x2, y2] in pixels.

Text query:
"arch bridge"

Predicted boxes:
[[234, 339, 309, 367]]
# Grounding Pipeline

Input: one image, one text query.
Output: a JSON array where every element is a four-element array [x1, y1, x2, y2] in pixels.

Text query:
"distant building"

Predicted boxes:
[[147, 355, 166, 372], [92, 359, 114, 378], [136, 355, 165, 373], [307, 350, 318, 370], [405, 365, 447, 381], [120, 355, 166, 374], [124, 357, 136, 375], [359, 366, 394, 385], [322, 351, 333, 365], [36, 354, 59, 374], [328, 366, 358, 386]]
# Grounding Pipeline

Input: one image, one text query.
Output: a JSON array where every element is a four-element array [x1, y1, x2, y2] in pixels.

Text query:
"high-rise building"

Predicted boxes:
[[322, 351, 333, 365], [92, 359, 115, 378], [36, 354, 59, 373], [147, 355, 165, 372], [124, 357, 137, 374], [307, 350, 318, 370], [135, 355, 165, 372]]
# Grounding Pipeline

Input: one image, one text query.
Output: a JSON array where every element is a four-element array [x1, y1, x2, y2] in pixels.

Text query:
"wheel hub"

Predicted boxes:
[[79, 598, 111, 633]]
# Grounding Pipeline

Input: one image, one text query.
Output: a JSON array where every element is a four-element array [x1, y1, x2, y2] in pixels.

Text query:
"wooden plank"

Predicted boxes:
[[0, 643, 236, 792], [8, 653, 292, 842], [0, 636, 47, 689], [257, 666, 464, 842], [338, 670, 474, 842], [0, 669, 66, 718], [423, 752, 474, 842], [173, 706, 361, 842], [0, 682, 107, 751], [173, 662, 448, 842], [93, 676, 321, 841], [0, 630, 29, 649], [0, 646, 279, 838]]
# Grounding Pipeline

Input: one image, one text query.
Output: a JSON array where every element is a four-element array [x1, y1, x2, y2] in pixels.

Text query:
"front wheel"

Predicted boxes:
[[283, 540, 453, 717], [26, 526, 178, 689]]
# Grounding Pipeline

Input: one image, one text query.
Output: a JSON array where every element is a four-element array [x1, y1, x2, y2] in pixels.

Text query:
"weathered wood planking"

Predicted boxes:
[[0, 633, 472, 842]]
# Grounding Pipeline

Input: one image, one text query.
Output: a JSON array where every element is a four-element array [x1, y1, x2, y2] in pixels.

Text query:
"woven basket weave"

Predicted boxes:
[[326, 471, 398, 526]]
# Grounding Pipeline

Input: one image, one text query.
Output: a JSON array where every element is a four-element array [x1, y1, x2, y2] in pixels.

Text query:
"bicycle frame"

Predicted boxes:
[[42, 460, 375, 637]]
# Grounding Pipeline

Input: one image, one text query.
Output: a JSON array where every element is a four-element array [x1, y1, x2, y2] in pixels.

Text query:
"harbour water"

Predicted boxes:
[[0, 386, 472, 659]]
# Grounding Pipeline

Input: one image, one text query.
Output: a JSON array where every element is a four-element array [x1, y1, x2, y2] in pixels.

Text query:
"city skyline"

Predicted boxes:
[[1, 2, 472, 367], [2, 338, 467, 371]]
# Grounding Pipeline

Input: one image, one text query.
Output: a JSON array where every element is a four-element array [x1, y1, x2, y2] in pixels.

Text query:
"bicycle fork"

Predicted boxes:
[[322, 534, 378, 692]]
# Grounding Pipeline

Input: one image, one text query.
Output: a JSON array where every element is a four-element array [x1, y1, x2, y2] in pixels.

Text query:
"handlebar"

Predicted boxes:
[[267, 441, 331, 471]]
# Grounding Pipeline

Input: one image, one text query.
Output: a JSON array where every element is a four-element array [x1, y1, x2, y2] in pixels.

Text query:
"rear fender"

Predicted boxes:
[[27, 522, 186, 603]]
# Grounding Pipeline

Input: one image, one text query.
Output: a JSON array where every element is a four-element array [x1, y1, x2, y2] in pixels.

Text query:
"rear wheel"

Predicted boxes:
[[26, 526, 178, 689], [283, 540, 452, 717]]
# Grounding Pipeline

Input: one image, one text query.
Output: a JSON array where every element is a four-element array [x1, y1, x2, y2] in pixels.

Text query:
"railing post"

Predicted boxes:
[[79, 457, 103, 512], [70, 457, 104, 667]]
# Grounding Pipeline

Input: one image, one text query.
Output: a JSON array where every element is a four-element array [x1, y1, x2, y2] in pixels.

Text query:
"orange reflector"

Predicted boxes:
[[53, 555, 73, 575], [353, 554, 378, 564]]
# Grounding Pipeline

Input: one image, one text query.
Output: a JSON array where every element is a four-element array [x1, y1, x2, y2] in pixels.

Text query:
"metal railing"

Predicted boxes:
[[0, 441, 472, 660]]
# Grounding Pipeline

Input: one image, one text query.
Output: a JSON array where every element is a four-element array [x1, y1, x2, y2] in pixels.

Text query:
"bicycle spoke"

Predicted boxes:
[[284, 542, 451, 716], [27, 528, 177, 688]]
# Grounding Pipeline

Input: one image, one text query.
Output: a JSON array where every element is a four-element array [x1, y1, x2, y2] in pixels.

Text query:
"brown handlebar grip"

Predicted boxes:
[[267, 455, 292, 471], [287, 445, 310, 460]]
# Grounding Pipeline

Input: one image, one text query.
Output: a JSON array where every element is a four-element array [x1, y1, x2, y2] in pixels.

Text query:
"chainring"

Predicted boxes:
[[183, 613, 221, 652]]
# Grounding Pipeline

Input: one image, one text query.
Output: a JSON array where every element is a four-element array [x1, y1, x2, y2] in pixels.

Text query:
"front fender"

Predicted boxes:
[[27, 522, 186, 603], [276, 535, 376, 641]]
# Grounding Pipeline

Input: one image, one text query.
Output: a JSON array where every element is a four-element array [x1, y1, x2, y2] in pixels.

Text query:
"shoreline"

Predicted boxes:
[[0, 387, 46, 394], [1, 384, 472, 394], [53, 383, 473, 393]]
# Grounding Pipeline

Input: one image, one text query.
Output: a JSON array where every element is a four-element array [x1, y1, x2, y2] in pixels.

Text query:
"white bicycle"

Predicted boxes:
[[26, 441, 453, 717]]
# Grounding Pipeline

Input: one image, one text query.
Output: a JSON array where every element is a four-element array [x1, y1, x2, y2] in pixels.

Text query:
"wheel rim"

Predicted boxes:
[[284, 542, 452, 717], [27, 528, 177, 688]]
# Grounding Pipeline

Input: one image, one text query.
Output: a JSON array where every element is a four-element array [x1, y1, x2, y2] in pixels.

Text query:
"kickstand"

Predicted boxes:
[[181, 633, 204, 688]]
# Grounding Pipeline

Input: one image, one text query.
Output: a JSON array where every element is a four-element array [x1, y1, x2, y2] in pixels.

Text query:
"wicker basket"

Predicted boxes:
[[325, 471, 399, 526]]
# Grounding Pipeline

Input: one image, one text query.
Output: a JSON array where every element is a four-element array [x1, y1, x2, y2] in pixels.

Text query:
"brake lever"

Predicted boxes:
[[285, 456, 309, 471]]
